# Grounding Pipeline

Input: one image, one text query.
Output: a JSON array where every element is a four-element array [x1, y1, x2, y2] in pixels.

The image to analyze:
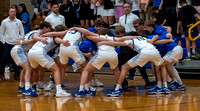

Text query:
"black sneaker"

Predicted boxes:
[[184, 56, 192, 60], [191, 55, 200, 60]]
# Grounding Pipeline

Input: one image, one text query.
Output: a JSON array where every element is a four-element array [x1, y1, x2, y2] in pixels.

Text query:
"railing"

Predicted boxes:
[[188, 21, 200, 41]]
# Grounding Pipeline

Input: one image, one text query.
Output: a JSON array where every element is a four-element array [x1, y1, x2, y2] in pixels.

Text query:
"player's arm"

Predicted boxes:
[[115, 36, 140, 42], [98, 41, 127, 47], [86, 35, 112, 42], [54, 37, 70, 47], [147, 35, 159, 44], [153, 39, 175, 44], [194, 13, 200, 20], [32, 33, 48, 44], [70, 27, 97, 36], [41, 30, 68, 37], [17, 39, 35, 45]]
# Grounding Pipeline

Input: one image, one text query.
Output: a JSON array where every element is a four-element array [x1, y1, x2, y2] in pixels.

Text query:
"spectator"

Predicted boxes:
[[40, 0, 48, 11], [43, 2, 52, 18], [130, 0, 139, 16], [0, 7, 24, 81], [45, 2, 65, 29], [112, 0, 125, 23], [59, 0, 79, 28], [11, 4, 21, 20], [103, 0, 115, 25], [30, 8, 44, 30], [18, 3, 30, 34], [138, 0, 151, 22], [159, 0, 179, 36], [177, 0, 200, 59], [119, 2, 139, 34], [79, 0, 92, 27]]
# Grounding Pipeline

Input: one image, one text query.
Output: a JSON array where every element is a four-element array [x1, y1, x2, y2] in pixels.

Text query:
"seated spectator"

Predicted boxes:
[[30, 8, 44, 30]]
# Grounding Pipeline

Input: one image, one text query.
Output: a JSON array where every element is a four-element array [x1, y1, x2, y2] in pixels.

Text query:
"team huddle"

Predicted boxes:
[[9, 19, 186, 97]]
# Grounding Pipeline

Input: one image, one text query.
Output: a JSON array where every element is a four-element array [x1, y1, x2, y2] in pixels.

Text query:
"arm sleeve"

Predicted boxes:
[[19, 21, 25, 37]]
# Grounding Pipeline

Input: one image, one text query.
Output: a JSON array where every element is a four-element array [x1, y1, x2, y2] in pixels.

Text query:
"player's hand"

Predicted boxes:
[[40, 37, 48, 44], [62, 40, 70, 47], [147, 39, 153, 44], [85, 52, 92, 58]]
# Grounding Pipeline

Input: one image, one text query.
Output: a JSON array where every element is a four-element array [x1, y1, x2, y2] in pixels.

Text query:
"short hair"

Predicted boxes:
[[96, 15, 102, 19], [179, 0, 187, 5], [133, 18, 144, 25], [114, 26, 125, 35], [99, 28, 110, 36], [127, 31, 138, 36], [144, 20, 155, 28], [123, 1, 132, 9], [51, 2, 59, 8], [39, 21, 51, 29], [54, 25, 68, 32], [11, 4, 18, 10], [9, 7, 16, 11], [94, 20, 104, 26]]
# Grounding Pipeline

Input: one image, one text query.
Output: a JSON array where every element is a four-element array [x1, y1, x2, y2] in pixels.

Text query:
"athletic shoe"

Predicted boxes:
[[106, 88, 123, 97], [18, 86, 24, 93], [179, 84, 186, 91], [148, 86, 162, 94], [61, 84, 67, 89], [150, 81, 157, 87], [191, 55, 200, 60], [169, 81, 179, 91], [55, 90, 71, 97], [85, 87, 96, 96], [32, 84, 36, 92], [184, 57, 192, 61], [37, 82, 44, 89], [91, 78, 104, 87], [162, 87, 172, 94], [127, 75, 134, 80], [73, 90, 84, 97], [22, 88, 38, 97], [145, 82, 155, 89], [45, 81, 55, 91]]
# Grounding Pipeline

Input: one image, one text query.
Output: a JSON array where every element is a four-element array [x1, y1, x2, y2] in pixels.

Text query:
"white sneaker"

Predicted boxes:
[[55, 90, 71, 97], [45, 81, 55, 91], [37, 82, 44, 89], [91, 78, 104, 87]]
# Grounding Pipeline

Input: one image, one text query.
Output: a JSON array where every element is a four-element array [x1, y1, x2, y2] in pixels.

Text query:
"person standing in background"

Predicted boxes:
[[18, 3, 30, 34], [119, 2, 139, 34], [0, 7, 24, 81], [45, 2, 65, 29]]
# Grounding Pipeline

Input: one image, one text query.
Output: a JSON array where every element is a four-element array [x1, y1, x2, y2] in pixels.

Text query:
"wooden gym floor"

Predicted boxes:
[[0, 72, 200, 111]]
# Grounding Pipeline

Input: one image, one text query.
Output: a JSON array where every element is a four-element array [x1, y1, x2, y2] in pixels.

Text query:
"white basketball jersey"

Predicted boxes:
[[62, 30, 82, 46], [21, 30, 40, 52], [124, 38, 155, 52], [31, 37, 57, 52], [98, 35, 115, 51]]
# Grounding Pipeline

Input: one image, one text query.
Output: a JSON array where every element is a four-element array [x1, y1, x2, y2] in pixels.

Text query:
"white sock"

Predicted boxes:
[[79, 85, 84, 92], [85, 83, 90, 91], [192, 49, 195, 55], [56, 84, 62, 92], [157, 81, 162, 88], [115, 84, 122, 90], [152, 76, 156, 81], [19, 82, 25, 87], [163, 82, 168, 88], [187, 52, 191, 57], [25, 82, 31, 90]]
